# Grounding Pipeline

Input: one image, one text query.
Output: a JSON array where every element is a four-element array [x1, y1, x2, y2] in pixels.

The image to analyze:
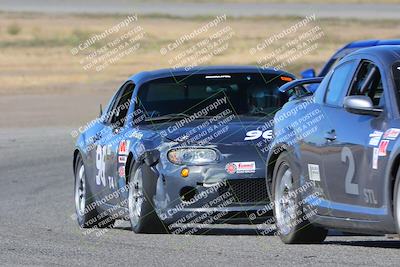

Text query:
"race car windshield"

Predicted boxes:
[[135, 73, 289, 123]]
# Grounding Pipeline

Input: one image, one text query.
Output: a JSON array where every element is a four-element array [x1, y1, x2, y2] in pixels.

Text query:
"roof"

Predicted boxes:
[[348, 45, 400, 60], [344, 39, 400, 49], [128, 65, 295, 85]]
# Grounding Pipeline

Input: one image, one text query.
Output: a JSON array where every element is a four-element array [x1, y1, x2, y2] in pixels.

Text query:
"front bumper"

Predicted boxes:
[[154, 164, 272, 225]]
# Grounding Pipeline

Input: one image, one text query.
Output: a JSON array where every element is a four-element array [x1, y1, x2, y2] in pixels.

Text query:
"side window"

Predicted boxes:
[[109, 83, 135, 128], [348, 61, 384, 108], [325, 61, 355, 106], [101, 89, 122, 124]]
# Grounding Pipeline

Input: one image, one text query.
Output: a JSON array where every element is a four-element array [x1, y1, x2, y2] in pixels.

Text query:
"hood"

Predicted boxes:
[[142, 116, 275, 146]]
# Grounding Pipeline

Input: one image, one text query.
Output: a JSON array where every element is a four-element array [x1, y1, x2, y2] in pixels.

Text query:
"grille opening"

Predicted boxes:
[[218, 178, 269, 204]]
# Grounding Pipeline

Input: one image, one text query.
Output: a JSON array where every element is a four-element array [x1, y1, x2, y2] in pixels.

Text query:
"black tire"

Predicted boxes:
[[127, 160, 169, 233], [394, 169, 400, 234], [74, 154, 115, 229], [272, 151, 327, 244]]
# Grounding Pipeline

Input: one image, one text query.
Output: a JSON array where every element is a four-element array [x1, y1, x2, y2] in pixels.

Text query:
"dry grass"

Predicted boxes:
[[0, 12, 399, 95], [149, 0, 400, 3]]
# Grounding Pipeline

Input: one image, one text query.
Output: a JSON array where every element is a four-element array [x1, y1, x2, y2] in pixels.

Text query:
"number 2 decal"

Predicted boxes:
[[341, 147, 359, 195]]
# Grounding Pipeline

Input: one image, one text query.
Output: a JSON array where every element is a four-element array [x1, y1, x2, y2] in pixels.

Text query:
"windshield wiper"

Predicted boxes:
[[145, 113, 190, 122]]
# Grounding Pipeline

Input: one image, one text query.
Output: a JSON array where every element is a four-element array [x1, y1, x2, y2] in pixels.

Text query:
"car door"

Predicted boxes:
[[90, 82, 131, 202], [101, 82, 135, 206], [300, 59, 359, 217], [319, 59, 390, 220]]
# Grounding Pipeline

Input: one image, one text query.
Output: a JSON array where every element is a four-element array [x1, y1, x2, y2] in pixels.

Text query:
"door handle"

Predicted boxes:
[[324, 129, 336, 141], [113, 127, 120, 135]]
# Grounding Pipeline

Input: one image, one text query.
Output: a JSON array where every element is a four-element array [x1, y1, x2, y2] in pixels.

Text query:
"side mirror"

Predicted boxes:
[[279, 77, 323, 99], [300, 68, 316, 79], [343, 96, 382, 116], [99, 104, 103, 118]]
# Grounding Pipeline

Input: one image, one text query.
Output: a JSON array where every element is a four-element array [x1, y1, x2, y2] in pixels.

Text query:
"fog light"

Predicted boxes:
[[181, 168, 189, 177], [180, 186, 197, 202]]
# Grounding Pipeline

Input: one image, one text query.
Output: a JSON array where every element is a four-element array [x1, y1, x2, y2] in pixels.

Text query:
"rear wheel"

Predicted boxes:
[[128, 161, 168, 233], [272, 152, 327, 244], [394, 169, 400, 234], [74, 154, 115, 228]]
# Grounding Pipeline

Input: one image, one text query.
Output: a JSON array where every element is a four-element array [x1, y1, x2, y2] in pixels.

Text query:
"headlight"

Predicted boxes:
[[167, 148, 218, 165]]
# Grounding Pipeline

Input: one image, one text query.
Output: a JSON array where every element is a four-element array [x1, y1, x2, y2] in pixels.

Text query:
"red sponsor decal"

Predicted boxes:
[[237, 162, 254, 169], [225, 162, 256, 174], [383, 128, 400, 140], [118, 166, 125, 178], [378, 140, 389, 156], [225, 163, 237, 174], [118, 140, 130, 155]]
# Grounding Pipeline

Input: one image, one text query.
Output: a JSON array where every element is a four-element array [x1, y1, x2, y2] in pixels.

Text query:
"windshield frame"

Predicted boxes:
[[132, 72, 291, 125]]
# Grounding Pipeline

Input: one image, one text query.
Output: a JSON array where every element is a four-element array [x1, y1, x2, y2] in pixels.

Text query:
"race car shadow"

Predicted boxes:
[[324, 240, 400, 249], [113, 223, 274, 236], [169, 226, 275, 236]]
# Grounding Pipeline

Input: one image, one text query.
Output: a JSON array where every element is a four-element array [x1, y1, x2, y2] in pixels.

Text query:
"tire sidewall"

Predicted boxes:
[[74, 154, 114, 229], [128, 160, 161, 233], [128, 161, 143, 231], [394, 171, 400, 234], [272, 152, 305, 242], [74, 155, 93, 228]]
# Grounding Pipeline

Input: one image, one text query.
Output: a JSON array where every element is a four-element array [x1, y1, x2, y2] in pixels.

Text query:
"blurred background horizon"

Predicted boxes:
[[1, 0, 400, 127]]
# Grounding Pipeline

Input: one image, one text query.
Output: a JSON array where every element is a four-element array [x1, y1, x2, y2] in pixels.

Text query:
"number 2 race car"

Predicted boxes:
[[266, 45, 400, 244], [73, 66, 295, 233]]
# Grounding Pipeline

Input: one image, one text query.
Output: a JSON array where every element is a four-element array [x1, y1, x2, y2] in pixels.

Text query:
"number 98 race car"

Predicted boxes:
[[73, 66, 295, 233], [266, 46, 400, 244]]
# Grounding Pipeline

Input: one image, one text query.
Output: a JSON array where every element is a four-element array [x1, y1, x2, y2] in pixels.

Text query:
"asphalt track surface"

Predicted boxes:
[[1, 1, 400, 264], [0, 0, 400, 20], [1, 93, 400, 266]]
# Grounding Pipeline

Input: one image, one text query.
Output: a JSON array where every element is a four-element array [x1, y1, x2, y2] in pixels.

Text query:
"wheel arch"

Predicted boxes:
[[73, 148, 81, 176], [125, 152, 135, 184], [389, 152, 400, 214], [266, 144, 288, 198]]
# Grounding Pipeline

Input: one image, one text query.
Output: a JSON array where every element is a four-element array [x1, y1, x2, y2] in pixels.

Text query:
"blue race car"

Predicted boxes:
[[300, 39, 400, 79], [266, 46, 400, 243], [73, 66, 295, 233]]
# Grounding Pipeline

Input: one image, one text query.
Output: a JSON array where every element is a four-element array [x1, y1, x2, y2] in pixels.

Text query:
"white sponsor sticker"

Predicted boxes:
[[106, 144, 112, 155], [130, 130, 143, 139], [205, 75, 231, 79], [225, 161, 256, 174], [372, 147, 379, 170], [118, 155, 127, 163], [369, 131, 383, 146], [308, 164, 321, 181]]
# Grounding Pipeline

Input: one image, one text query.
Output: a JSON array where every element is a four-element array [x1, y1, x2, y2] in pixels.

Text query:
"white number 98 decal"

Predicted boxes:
[[96, 145, 107, 187], [244, 130, 273, 141]]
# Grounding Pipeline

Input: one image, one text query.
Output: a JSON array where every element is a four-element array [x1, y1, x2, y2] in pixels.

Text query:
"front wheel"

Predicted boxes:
[[272, 152, 327, 244], [128, 161, 168, 233]]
